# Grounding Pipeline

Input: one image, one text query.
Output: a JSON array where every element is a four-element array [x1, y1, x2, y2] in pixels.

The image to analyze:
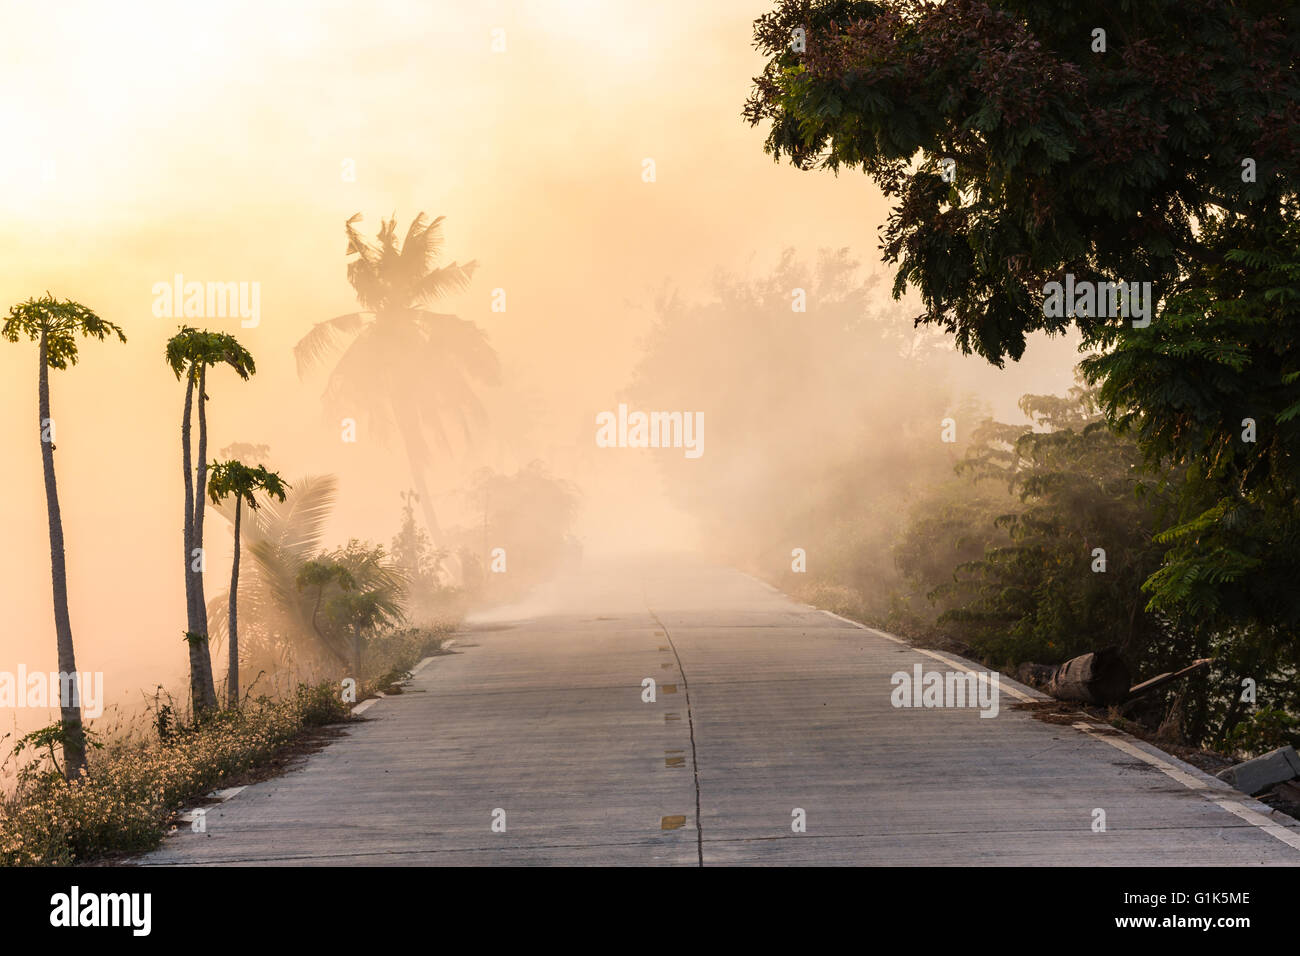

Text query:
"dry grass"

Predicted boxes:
[[0, 682, 349, 866]]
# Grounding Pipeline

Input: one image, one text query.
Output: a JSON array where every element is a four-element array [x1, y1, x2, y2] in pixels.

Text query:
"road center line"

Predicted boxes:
[[648, 607, 704, 867]]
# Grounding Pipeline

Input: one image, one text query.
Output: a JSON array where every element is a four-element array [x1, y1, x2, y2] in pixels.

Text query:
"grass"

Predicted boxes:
[[359, 622, 454, 697], [0, 621, 458, 866], [0, 682, 351, 866]]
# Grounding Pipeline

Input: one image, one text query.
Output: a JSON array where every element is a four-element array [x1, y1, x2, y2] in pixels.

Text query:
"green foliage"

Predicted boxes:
[[895, 384, 1174, 667], [745, 0, 1299, 362], [746, 1, 1300, 727], [1224, 706, 1300, 759], [204, 474, 340, 670], [1082, 218, 1300, 630], [164, 325, 255, 382], [358, 625, 451, 696], [9, 722, 103, 787], [207, 459, 289, 511], [296, 543, 406, 666], [2, 294, 126, 366]]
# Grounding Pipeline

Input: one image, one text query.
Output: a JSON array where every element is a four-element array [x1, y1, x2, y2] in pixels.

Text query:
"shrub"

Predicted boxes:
[[0, 682, 350, 866]]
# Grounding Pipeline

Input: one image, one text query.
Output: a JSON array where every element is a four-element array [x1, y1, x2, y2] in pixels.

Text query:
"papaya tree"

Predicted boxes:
[[2, 294, 125, 779], [207, 459, 288, 707], [165, 327, 255, 716]]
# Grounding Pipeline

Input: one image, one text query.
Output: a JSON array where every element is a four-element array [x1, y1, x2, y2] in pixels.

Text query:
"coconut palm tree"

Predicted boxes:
[[294, 213, 499, 551], [2, 294, 125, 779], [207, 459, 288, 707], [165, 326, 256, 716]]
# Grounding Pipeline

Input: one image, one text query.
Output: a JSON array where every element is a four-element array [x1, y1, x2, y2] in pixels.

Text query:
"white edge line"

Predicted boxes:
[[736, 570, 784, 595], [353, 641, 454, 713], [818, 608, 1045, 703], [172, 645, 459, 832], [1072, 721, 1300, 853], [174, 785, 248, 826], [820, 606, 1300, 854]]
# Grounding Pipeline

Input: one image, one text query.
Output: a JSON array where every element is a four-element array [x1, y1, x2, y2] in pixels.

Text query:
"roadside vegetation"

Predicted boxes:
[[634, 254, 1299, 765], [717, 0, 1300, 764], [0, 213, 581, 865]]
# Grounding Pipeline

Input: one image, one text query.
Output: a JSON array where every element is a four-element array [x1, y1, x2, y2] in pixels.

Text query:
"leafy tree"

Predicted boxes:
[[296, 543, 405, 678], [745, 0, 1299, 361], [165, 327, 256, 716], [391, 489, 449, 622], [891, 384, 1300, 747], [901, 385, 1173, 667], [207, 459, 288, 707], [1082, 217, 1300, 629], [745, 0, 1300, 675], [295, 213, 499, 551], [2, 295, 125, 779]]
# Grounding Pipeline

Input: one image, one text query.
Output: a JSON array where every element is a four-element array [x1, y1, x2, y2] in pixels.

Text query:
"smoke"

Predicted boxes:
[[0, 0, 1079, 748]]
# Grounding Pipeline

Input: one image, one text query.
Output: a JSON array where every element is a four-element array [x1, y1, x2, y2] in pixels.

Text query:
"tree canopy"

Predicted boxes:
[[746, 0, 1300, 641], [3, 294, 126, 365]]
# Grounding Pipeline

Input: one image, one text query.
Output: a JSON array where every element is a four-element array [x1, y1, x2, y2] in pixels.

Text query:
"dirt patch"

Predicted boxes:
[[1012, 700, 1091, 725]]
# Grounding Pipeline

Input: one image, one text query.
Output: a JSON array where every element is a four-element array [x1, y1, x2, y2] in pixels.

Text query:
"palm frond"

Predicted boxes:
[[414, 260, 478, 304], [344, 213, 377, 262], [294, 312, 369, 378], [401, 214, 446, 273]]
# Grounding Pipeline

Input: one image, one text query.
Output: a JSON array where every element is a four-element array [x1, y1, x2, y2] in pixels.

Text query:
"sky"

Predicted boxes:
[[0, 0, 1082, 735]]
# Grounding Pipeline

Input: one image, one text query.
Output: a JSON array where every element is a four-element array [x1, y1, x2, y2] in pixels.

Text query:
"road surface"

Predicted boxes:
[[140, 556, 1300, 866]]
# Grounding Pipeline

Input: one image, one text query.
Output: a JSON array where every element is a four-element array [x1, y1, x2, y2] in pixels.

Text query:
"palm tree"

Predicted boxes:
[[165, 327, 256, 716], [205, 474, 341, 677], [207, 459, 288, 707], [294, 213, 500, 551], [2, 294, 125, 779], [296, 544, 405, 678]]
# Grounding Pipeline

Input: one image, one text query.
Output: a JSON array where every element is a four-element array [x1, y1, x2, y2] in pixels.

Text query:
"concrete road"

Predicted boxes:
[[140, 556, 1300, 866]]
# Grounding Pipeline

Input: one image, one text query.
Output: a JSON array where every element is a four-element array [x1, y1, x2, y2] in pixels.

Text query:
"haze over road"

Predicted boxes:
[[142, 556, 1300, 866]]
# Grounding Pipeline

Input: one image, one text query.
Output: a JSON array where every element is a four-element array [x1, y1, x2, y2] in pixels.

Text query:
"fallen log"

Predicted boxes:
[[1018, 651, 1212, 707], [1046, 647, 1131, 705]]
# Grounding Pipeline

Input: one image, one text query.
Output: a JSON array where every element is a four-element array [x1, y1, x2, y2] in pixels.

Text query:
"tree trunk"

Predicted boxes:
[[394, 411, 442, 543], [182, 370, 217, 715], [353, 626, 363, 685], [228, 497, 242, 709], [195, 364, 210, 593], [1046, 648, 1131, 705], [39, 331, 86, 780]]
